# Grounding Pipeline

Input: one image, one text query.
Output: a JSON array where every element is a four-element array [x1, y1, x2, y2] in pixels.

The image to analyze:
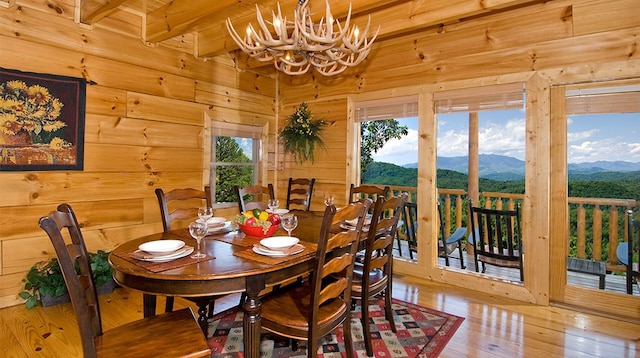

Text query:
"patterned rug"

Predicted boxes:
[[207, 298, 464, 357]]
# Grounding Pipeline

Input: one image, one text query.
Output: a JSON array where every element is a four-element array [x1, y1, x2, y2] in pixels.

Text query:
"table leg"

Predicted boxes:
[[243, 285, 263, 358], [142, 293, 157, 318]]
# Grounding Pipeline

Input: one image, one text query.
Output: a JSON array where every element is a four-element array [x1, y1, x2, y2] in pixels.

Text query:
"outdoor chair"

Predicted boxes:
[[402, 201, 418, 259], [286, 177, 315, 211], [38, 203, 211, 358], [468, 199, 524, 281], [438, 201, 467, 268], [618, 210, 639, 294], [155, 187, 220, 322], [259, 200, 371, 358], [349, 183, 390, 204], [234, 184, 275, 213], [351, 193, 406, 357]]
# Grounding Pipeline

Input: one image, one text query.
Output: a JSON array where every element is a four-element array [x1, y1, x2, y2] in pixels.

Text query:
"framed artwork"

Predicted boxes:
[[0, 67, 86, 171]]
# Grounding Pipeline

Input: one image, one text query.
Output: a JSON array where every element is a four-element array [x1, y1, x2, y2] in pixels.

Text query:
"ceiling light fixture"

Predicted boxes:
[[226, 0, 379, 76]]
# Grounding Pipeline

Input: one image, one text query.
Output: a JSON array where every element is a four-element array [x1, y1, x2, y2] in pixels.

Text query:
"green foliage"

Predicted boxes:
[[360, 120, 408, 174], [215, 136, 254, 202], [19, 250, 113, 309], [279, 102, 326, 164]]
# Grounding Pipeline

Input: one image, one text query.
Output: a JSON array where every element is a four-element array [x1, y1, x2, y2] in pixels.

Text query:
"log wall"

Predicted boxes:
[[0, 3, 275, 307]]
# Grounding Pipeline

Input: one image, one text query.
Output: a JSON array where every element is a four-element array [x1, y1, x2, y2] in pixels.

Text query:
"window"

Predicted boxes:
[[210, 122, 262, 204]]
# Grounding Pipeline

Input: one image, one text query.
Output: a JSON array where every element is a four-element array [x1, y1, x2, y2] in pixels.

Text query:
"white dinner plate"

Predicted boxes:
[[138, 239, 185, 255], [208, 221, 231, 232], [339, 223, 369, 232], [252, 244, 304, 257], [138, 246, 194, 262], [345, 214, 372, 227], [266, 208, 289, 215]]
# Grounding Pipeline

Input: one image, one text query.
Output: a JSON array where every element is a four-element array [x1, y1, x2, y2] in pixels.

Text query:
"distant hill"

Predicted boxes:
[[364, 160, 640, 200], [402, 154, 640, 180]]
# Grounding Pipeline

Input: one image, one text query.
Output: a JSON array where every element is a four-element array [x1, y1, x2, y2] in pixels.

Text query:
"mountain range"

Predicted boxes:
[[402, 154, 640, 181]]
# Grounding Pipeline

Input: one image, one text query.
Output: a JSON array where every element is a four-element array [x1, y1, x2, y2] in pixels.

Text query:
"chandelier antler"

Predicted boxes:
[[226, 0, 379, 76]]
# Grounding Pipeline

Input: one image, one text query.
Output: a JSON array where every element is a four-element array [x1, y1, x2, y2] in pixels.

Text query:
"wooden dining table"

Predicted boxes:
[[108, 210, 325, 358]]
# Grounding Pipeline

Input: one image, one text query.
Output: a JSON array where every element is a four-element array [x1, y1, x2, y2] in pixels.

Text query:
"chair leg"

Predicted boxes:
[[458, 245, 466, 269], [207, 300, 215, 318], [384, 290, 396, 333], [164, 296, 174, 313], [343, 312, 355, 358], [361, 296, 373, 357], [395, 234, 403, 257]]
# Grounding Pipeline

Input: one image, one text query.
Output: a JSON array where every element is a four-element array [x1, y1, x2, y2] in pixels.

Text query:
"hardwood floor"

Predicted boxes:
[[1, 275, 638, 357]]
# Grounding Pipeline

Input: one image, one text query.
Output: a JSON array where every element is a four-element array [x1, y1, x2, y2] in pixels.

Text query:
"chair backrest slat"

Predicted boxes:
[[349, 184, 390, 204], [155, 187, 211, 231], [234, 184, 275, 213], [286, 178, 315, 211]]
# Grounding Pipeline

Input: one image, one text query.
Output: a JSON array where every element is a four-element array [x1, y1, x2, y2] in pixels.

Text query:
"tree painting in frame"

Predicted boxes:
[[0, 67, 86, 171]]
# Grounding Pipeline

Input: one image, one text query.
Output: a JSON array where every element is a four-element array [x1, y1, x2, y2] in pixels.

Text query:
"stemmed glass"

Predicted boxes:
[[281, 215, 298, 237], [324, 193, 335, 206], [268, 199, 280, 212], [188, 221, 208, 259], [198, 206, 213, 222]]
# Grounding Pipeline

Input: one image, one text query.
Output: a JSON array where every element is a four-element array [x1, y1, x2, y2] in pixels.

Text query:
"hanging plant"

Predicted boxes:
[[279, 102, 326, 164]]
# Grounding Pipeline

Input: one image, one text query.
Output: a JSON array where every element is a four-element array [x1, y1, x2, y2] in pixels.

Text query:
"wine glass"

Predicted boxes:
[[268, 199, 280, 212], [324, 193, 335, 206], [281, 215, 298, 237], [198, 206, 213, 223], [188, 221, 208, 259]]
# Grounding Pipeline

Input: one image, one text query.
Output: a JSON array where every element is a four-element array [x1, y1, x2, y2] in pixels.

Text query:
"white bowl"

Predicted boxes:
[[260, 236, 300, 251], [207, 217, 226, 225], [138, 240, 185, 255], [266, 208, 289, 215]]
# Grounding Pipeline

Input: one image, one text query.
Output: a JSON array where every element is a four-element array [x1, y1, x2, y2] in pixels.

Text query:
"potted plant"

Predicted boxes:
[[19, 250, 116, 309], [279, 102, 326, 164]]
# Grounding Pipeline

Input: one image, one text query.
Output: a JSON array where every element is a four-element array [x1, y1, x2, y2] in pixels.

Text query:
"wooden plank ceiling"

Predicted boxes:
[[75, 0, 547, 71]]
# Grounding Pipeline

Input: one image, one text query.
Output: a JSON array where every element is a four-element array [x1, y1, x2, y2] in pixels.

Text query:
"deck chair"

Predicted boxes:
[[259, 200, 371, 358], [438, 201, 467, 268], [234, 184, 275, 213], [155, 187, 220, 323], [468, 199, 524, 281], [618, 210, 639, 294], [349, 183, 390, 204], [351, 193, 406, 356], [286, 177, 315, 211], [38, 203, 211, 358]]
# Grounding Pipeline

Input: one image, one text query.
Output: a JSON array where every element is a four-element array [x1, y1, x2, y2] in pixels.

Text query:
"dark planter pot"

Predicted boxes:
[[40, 278, 117, 307]]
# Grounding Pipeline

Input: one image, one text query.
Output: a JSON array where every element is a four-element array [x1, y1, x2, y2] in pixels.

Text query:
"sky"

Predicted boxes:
[[371, 111, 640, 165]]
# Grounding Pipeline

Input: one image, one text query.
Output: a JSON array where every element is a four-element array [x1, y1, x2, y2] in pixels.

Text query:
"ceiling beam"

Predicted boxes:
[[80, 0, 128, 24]]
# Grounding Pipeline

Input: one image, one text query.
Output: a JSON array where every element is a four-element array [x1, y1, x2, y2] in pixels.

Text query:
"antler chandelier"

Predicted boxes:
[[226, 0, 379, 76]]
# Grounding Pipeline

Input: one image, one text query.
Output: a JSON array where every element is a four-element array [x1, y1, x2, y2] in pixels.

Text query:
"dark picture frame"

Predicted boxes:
[[0, 67, 86, 171]]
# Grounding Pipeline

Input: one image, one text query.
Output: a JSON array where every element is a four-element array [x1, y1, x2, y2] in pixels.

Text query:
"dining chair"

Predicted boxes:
[[155, 187, 219, 322], [286, 177, 316, 211], [349, 184, 390, 204], [618, 210, 639, 294], [438, 201, 467, 268], [38, 203, 211, 358], [234, 183, 275, 213], [259, 199, 372, 358], [351, 193, 406, 357], [468, 199, 524, 281]]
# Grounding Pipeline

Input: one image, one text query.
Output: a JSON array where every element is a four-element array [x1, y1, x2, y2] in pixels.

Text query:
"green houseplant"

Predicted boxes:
[[279, 102, 326, 164], [19, 250, 115, 309]]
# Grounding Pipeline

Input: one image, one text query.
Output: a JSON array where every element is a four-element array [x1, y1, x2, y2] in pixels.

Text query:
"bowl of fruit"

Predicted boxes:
[[235, 208, 282, 238]]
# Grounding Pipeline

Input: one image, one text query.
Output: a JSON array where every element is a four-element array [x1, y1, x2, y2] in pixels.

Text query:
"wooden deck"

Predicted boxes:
[[393, 242, 640, 296]]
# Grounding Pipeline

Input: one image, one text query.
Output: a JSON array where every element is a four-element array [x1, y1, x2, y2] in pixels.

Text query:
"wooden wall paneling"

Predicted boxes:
[[126, 92, 205, 125], [92, 7, 144, 39], [0, 273, 25, 307], [83, 144, 203, 172], [0, 3, 219, 83], [195, 82, 276, 113], [206, 106, 272, 127], [572, 0, 640, 36], [0, 172, 183, 206], [84, 114, 203, 148], [86, 86, 128, 117], [0, 199, 142, 242]]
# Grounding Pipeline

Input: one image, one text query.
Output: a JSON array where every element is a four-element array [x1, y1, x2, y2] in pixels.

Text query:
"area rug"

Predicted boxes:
[[207, 298, 464, 357]]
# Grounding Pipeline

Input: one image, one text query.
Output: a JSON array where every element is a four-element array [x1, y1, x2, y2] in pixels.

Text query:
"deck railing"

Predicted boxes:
[[387, 185, 639, 271]]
